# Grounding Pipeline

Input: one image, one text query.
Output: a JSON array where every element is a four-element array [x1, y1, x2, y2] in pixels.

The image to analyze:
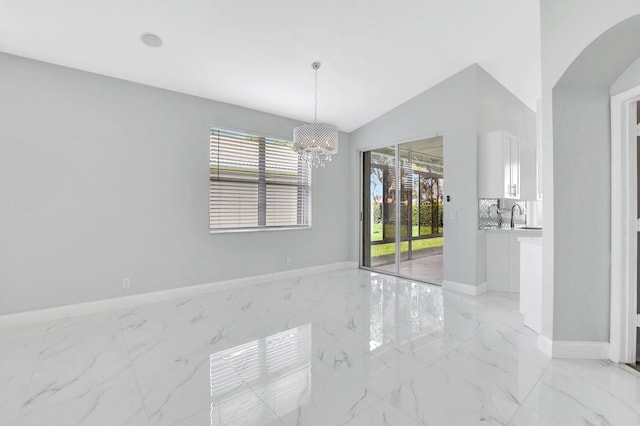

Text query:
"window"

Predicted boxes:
[[209, 128, 311, 232]]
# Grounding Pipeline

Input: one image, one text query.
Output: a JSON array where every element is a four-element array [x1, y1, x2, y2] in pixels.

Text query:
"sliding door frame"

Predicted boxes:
[[358, 133, 443, 282], [394, 143, 402, 269]]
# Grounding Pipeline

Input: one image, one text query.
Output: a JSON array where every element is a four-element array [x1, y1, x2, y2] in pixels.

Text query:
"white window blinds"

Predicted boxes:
[[210, 128, 311, 231]]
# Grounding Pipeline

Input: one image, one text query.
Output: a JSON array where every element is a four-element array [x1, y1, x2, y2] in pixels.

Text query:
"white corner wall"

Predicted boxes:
[[541, 1, 640, 346], [0, 52, 352, 315], [475, 66, 537, 284]]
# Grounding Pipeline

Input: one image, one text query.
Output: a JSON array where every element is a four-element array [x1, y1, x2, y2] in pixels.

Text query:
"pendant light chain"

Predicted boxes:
[[314, 65, 318, 123]]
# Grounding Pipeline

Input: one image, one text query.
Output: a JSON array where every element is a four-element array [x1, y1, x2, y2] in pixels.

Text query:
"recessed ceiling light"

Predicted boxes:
[[140, 33, 162, 48]]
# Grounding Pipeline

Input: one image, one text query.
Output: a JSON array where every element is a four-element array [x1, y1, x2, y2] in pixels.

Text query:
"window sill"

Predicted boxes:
[[209, 225, 312, 234]]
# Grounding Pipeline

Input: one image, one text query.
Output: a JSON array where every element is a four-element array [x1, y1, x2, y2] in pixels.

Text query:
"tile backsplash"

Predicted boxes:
[[478, 198, 526, 229]]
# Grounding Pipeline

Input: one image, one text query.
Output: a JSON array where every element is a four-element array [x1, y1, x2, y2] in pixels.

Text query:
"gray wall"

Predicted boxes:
[[349, 65, 535, 288], [0, 52, 352, 315], [552, 87, 612, 341], [349, 67, 478, 286], [476, 67, 537, 148]]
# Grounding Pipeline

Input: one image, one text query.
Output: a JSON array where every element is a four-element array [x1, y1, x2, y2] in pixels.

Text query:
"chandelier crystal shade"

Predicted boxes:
[[293, 62, 339, 168]]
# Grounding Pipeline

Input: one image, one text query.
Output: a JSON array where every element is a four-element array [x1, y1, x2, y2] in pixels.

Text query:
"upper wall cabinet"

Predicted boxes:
[[519, 144, 538, 201], [478, 130, 520, 199]]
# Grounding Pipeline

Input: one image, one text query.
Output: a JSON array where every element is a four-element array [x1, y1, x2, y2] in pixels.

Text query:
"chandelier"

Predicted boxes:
[[293, 62, 339, 168]]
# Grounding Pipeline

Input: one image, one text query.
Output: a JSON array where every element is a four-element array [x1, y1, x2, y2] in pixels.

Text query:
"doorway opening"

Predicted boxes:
[[636, 99, 640, 367], [628, 100, 640, 372], [361, 136, 444, 284], [611, 88, 640, 364]]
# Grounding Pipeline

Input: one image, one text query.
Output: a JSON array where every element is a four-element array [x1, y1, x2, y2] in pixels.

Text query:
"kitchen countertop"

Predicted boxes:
[[518, 236, 542, 244], [483, 227, 542, 233]]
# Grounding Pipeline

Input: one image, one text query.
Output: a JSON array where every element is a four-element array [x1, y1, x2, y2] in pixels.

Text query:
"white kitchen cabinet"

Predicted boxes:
[[486, 229, 542, 293], [519, 237, 542, 333], [519, 146, 537, 201], [486, 231, 512, 292], [478, 130, 520, 199], [536, 99, 543, 200]]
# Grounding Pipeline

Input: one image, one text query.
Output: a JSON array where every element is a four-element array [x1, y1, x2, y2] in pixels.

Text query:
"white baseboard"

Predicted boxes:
[[537, 335, 610, 359], [442, 280, 487, 296], [0, 261, 358, 329], [537, 335, 553, 357]]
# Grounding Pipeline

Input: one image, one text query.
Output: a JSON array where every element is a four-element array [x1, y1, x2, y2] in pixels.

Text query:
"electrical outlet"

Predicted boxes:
[[122, 277, 131, 289], [286, 257, 292, 266]]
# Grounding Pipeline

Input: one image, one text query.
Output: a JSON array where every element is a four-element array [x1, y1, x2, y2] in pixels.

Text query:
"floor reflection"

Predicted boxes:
[[207, 276, 451, 424], [209, 324, 312, 425], [369, 276, 444, 352]]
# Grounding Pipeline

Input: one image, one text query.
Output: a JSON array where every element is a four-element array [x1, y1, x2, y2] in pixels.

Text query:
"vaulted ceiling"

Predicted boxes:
[[0, 0, 540, 131]]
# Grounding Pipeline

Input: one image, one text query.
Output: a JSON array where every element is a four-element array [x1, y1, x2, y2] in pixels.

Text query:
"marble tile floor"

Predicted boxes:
[[1, 268, 640, 425], [377, 254, 444, 285]]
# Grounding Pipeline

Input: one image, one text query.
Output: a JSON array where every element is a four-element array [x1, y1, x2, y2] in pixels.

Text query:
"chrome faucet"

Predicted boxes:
[[511, 204, 523, 228], [488, 203, 502, 228]]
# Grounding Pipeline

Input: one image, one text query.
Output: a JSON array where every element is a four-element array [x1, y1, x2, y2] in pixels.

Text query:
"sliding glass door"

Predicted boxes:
[[362, 147, 397, 271], [362, 137, 444, 284]]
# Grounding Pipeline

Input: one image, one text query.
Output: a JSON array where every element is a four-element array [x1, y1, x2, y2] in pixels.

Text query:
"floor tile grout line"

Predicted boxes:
[[427, 360, 524, 422], [12, 327, 47, 421], [338, 393, 387, 426], [461, 327, 553, 372], [503, 350, 554, 425], [15, 355, 143, 419], [341, 401, 422, 426], [546, 358, 640, 410], [117, 312, 153, 426], [426, 329, 549, 417], [217, 354, 289, 425], [30, 327, 130, 371], [15, 380, 150, 422], [362, 360, 431, 403]]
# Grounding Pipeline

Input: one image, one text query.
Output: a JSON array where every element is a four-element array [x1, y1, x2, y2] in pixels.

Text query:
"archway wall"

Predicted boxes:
[[541, 0, 640, 345], [611, 56, 640, 95], [541, 1, 640, 91], [545, 8, 640, 343]]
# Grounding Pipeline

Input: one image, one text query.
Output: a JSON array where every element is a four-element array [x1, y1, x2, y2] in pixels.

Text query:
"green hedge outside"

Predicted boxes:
[[373, 204, 443, 228], [371, 237, 444, 257]]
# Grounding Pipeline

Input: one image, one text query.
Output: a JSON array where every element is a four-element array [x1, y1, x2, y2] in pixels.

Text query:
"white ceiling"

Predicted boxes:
[[0, 0, 540, 132]]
